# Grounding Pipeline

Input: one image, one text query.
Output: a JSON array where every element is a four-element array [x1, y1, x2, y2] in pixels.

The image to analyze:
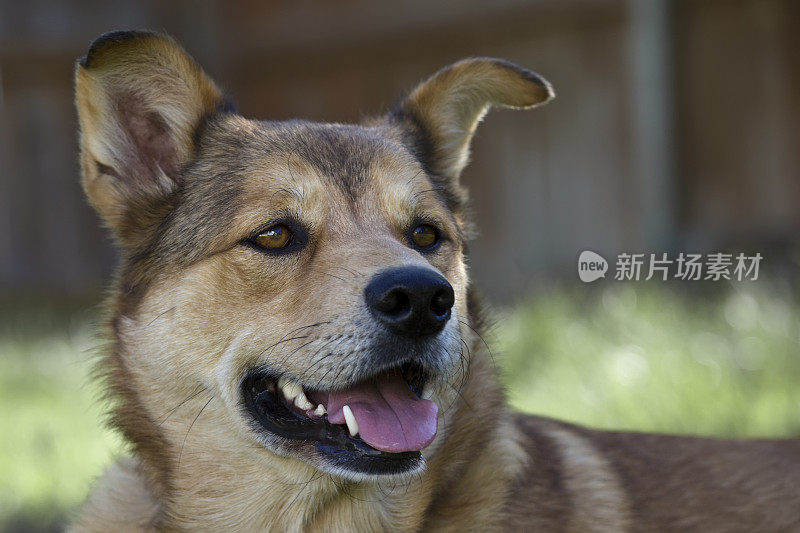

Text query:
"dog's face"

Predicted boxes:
[[136, 118, 470, 478], [75, 32, 552, 481]]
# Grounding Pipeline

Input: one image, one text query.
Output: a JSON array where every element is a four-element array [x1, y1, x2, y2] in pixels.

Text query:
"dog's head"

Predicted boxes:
[[75, 31, 552, 481]]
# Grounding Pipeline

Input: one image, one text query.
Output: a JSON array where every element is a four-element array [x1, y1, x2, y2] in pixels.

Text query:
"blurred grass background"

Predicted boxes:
[[0, 300, 122, 532], [2, 281, 800, 531]]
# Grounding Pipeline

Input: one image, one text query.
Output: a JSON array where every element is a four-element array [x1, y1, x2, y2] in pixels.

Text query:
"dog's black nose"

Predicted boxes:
[[365, 266, 455, 337]]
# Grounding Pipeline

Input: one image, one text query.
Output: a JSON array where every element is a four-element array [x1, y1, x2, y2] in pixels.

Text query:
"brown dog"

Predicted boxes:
[[70, 31, 800, 531]]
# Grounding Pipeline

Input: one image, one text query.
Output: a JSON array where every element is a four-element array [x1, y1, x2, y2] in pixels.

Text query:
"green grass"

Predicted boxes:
[[498, 281, 800, 437], [1, 281, 799, 531], [0, 301, 122, 532]]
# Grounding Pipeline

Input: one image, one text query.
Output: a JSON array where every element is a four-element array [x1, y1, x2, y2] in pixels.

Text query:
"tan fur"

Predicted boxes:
[[71, 31, 800, 532], [397, 58, 553, 181]]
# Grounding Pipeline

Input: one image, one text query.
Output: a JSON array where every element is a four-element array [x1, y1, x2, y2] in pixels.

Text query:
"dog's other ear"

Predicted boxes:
[[390, 58, 553, 201], [75, 31, 227, 240]]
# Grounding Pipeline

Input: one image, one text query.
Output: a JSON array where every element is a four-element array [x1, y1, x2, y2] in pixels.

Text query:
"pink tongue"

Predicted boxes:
[[325, 373, 438, 453]]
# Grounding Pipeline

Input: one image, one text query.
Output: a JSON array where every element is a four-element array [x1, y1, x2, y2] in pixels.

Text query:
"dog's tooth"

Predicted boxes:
[[342, 405, 359, 437], [314, 404, 326, 416], [277, 376, 303, 402], [294, 390, 314, 411], [276, 375, 287, 391]]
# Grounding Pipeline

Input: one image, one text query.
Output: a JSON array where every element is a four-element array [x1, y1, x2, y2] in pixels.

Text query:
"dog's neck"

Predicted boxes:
[[77, 337, 526, 531]]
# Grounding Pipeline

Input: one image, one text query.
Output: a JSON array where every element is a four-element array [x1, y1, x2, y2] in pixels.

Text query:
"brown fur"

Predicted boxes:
[[70, 31, 800, 532]]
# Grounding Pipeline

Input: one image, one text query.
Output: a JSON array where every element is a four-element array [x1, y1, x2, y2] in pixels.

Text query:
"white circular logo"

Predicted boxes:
[[578, 251, 608, 282]]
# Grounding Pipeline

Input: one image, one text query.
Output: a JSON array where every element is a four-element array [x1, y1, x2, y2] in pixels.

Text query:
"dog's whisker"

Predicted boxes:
[[271, 470, 326, 487], [273, 479, 314, 525], [303, 335, 352, 375], [261, 325, 328, 369], [146, 306, 177, 328], [285, 150, 300, 189], [458, 318, 495, 366], [403, 167, 424, 188], [410, 188, 441, 202], [458, 337, 473, 384], [261, 335, 310, 362], [455, 340, 467, 384], [274, 338, 318, 369], [302, 340, 339, 372], [260, 321, 332, 360], [308, 268, 349, 283], [330, 477, 379, 504], [309, 266, 364, 282], [156, 385, 207, 427], [445, 377, 472, 412], [270, 471, 328, 528], [313, 363, 341, 392], [438, 371, 469, 415], [177, 394, 213, 469], [303, 347, 337, 376], [338, 266, 363, 279]]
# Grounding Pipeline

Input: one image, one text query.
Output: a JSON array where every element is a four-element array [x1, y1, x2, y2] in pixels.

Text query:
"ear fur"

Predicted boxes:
[[74, 30, 227, 238], [391, 58, 554, 193]]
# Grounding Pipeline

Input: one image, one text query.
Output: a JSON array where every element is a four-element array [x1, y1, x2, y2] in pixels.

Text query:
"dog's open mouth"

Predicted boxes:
[[242, 362, 438, 474]]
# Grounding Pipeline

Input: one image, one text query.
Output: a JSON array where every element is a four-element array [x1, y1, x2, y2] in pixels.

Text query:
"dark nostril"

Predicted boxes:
[[375, 288, 411, 317], [430, 286, 455, 317]]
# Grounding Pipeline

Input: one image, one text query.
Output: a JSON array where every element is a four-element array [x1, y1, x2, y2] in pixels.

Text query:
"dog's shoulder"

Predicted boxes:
[[69, 457, 159, 533], [503, 414, 630, 531]]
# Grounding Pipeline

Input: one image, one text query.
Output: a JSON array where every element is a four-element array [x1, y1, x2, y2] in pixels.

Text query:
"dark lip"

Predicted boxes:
[[241, 362, 429, 475]]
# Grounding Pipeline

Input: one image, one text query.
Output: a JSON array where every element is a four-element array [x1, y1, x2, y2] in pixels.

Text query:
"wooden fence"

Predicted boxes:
[[1, 0, 798, 302]]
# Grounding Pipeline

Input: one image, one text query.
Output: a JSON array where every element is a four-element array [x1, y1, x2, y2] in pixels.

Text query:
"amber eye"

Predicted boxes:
[[252, 224, 293, 250], [410, 224, 439, 250]]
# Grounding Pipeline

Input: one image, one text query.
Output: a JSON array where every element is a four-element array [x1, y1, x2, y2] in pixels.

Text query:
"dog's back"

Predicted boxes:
[[506, 415, 800, 531]]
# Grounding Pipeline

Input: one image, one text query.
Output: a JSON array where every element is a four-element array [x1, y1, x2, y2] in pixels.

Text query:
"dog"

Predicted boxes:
[[70, 30, 800, 531]]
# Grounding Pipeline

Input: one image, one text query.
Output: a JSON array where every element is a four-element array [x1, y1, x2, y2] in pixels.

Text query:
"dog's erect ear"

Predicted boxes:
[[390, 58, 553, 194], [75, 31, 227, 237]]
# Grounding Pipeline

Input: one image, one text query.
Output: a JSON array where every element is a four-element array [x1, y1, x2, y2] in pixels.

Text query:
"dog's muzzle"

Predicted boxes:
[[242, 266, 456, 475]]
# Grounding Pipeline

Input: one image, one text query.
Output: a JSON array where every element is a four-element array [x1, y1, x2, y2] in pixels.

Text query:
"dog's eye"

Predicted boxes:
[[252, 224, 293, 250], [410, 224, 439, 250]]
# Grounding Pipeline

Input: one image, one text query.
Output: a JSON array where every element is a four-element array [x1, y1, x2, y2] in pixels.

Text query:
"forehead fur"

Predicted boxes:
[[120, 113, 452, 299], [181, 113, 435, 240], [196, 114, 430, 194]]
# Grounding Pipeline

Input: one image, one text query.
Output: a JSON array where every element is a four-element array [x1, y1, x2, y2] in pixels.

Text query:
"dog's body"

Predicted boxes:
[[70, 31, 800, 532]]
